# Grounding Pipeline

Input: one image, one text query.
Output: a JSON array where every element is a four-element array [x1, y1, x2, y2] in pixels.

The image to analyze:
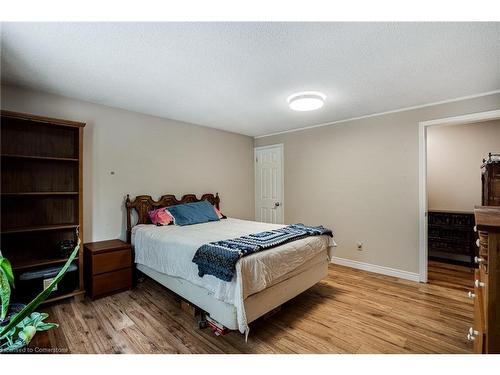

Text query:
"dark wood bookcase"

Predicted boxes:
[[428, 210, 476, 267], [0, 110, 85, 303]]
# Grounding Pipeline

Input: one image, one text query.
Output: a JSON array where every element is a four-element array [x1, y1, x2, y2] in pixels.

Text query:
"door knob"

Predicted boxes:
[[475, 256, 484, 264], [475, 279, 485, 288], [467, 291, 475, 299], [476, 239, 480, 247], [274, 202, 280, 207]]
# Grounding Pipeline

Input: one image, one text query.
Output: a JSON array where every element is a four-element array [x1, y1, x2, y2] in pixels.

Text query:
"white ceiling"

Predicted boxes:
[[1, 22, 499, 137]]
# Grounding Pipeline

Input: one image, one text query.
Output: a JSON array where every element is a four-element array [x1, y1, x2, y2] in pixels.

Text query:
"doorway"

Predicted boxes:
[[418, 110, 500, 283], [254, 144, 284, 224]]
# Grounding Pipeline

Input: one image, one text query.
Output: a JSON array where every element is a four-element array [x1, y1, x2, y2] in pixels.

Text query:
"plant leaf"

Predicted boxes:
[[0, 236, 80, 339], [30, 312, 43, 326], [0, 269, 11, 321], [36, 323, 58, 331], [18, 315, 31, 328], [0, 338, 26, 353], [0, 257, 14, 287], [18, 325, 36, 344]]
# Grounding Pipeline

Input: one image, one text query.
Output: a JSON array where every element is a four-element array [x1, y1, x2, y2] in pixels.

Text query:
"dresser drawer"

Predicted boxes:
[[91, 268, 132, 298], [92, 249, 131, 275], [473, 328, 485, 354], [478, 231, 489, 254]]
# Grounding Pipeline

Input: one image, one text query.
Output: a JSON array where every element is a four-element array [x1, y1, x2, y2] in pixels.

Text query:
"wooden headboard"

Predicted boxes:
[[125, 193, 220, 243]]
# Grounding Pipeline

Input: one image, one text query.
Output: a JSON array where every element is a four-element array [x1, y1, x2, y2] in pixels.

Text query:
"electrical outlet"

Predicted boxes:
[[357, 242, 363, 251]]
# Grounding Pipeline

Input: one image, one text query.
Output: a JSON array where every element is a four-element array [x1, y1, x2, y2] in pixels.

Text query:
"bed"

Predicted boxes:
[[125, 193, 334, 337]]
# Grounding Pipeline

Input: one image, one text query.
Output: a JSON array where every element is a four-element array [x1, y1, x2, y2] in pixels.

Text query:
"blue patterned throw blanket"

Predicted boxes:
[[192, 223, 333, 282]]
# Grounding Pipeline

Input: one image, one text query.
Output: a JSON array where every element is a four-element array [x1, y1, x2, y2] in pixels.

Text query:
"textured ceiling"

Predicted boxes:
[[1, 22, 499, 136]]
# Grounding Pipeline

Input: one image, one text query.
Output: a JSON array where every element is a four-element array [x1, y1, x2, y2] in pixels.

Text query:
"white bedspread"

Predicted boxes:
[[132, 218, 334, 334]]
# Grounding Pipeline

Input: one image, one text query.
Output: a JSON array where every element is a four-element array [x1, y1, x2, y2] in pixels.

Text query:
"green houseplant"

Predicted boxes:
[[0, 234, 80, 353], [0, 256, 15, 322]]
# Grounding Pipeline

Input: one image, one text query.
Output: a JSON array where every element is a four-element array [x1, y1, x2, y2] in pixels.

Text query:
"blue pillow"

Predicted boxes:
[[167, 200, 220, 226]]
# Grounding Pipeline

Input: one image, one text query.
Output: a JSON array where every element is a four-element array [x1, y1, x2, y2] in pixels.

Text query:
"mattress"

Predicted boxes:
[[132, 218, 334, 333]]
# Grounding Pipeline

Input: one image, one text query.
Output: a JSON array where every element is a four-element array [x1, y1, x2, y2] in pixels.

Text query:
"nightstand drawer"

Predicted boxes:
[[92, 268, 132, 297], [92, 249, 131, 275]]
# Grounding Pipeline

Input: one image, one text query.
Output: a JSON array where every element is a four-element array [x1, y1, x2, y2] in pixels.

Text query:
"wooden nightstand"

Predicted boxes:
[[84, 239, 132, 299]]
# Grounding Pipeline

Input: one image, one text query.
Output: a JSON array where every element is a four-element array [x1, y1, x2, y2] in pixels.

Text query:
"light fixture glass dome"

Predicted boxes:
[[287, 91, 326, 111]]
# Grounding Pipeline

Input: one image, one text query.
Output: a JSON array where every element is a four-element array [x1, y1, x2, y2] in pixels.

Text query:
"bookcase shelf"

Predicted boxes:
[[1, 192, 79, 196], [2, 224, 79, 234], [43, 290, 85, 305], [1, 153, 79, 162], [12, 257, 80, 271], [1, 110, 85, 304]]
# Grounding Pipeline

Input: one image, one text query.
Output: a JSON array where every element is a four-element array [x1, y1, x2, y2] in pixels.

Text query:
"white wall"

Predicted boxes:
[[1, 85, 255, 243], [427, 120, 500, 212], [255, 93, 500, 274], [3, 83, 499, 276]]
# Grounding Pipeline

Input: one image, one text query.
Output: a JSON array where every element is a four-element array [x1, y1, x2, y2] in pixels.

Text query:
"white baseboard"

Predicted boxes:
[[330, 256, 421, 282]]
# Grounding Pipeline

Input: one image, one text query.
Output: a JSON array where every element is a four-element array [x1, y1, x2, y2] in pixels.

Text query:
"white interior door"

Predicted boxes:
[[255, 144, 284, 224]]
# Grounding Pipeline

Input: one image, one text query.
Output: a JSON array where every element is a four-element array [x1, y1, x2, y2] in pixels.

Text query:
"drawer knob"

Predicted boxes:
[[467, 327, 479, 341], [475, 256, 484, 264], [467, 291, 476, 299], [476, 239, 480, 247], [475, 279, 485, 288], [469, 327, 479, 336]]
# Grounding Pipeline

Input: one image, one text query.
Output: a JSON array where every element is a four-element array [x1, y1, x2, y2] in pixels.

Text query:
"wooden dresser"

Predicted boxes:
[[469, 206, 500, 353], [84, 239, 132, 299], [482, 153, 500, 206]]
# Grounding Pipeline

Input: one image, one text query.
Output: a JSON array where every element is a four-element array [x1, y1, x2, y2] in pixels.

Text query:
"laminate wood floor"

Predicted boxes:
[[427, 260, 474, 292], [37, 264, 474, 354]]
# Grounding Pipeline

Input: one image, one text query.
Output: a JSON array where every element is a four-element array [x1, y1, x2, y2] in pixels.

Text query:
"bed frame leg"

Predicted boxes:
[[133, 268, 146, 287]]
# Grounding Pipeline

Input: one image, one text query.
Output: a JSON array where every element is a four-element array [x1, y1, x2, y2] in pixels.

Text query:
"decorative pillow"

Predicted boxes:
[[167, 200, 220, 226], [148, 207, 174, 226]]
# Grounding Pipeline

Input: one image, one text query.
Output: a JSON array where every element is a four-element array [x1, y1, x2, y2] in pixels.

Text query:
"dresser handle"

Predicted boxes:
[[476, 239, 480, 247], [475, 256, 484, 264], [467, 327, 479, 341], [467, 291, 476, 299], [469, 327, 479, 336], [475, 279, 485, 288]]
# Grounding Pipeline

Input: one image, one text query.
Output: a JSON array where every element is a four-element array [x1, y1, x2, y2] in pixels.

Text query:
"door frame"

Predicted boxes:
[[418, 109, 500, 282], [254, 143, 285, 223]]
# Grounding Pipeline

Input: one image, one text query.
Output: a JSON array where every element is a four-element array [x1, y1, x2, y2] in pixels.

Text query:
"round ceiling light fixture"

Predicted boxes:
[[287, 91, 326, 111]]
